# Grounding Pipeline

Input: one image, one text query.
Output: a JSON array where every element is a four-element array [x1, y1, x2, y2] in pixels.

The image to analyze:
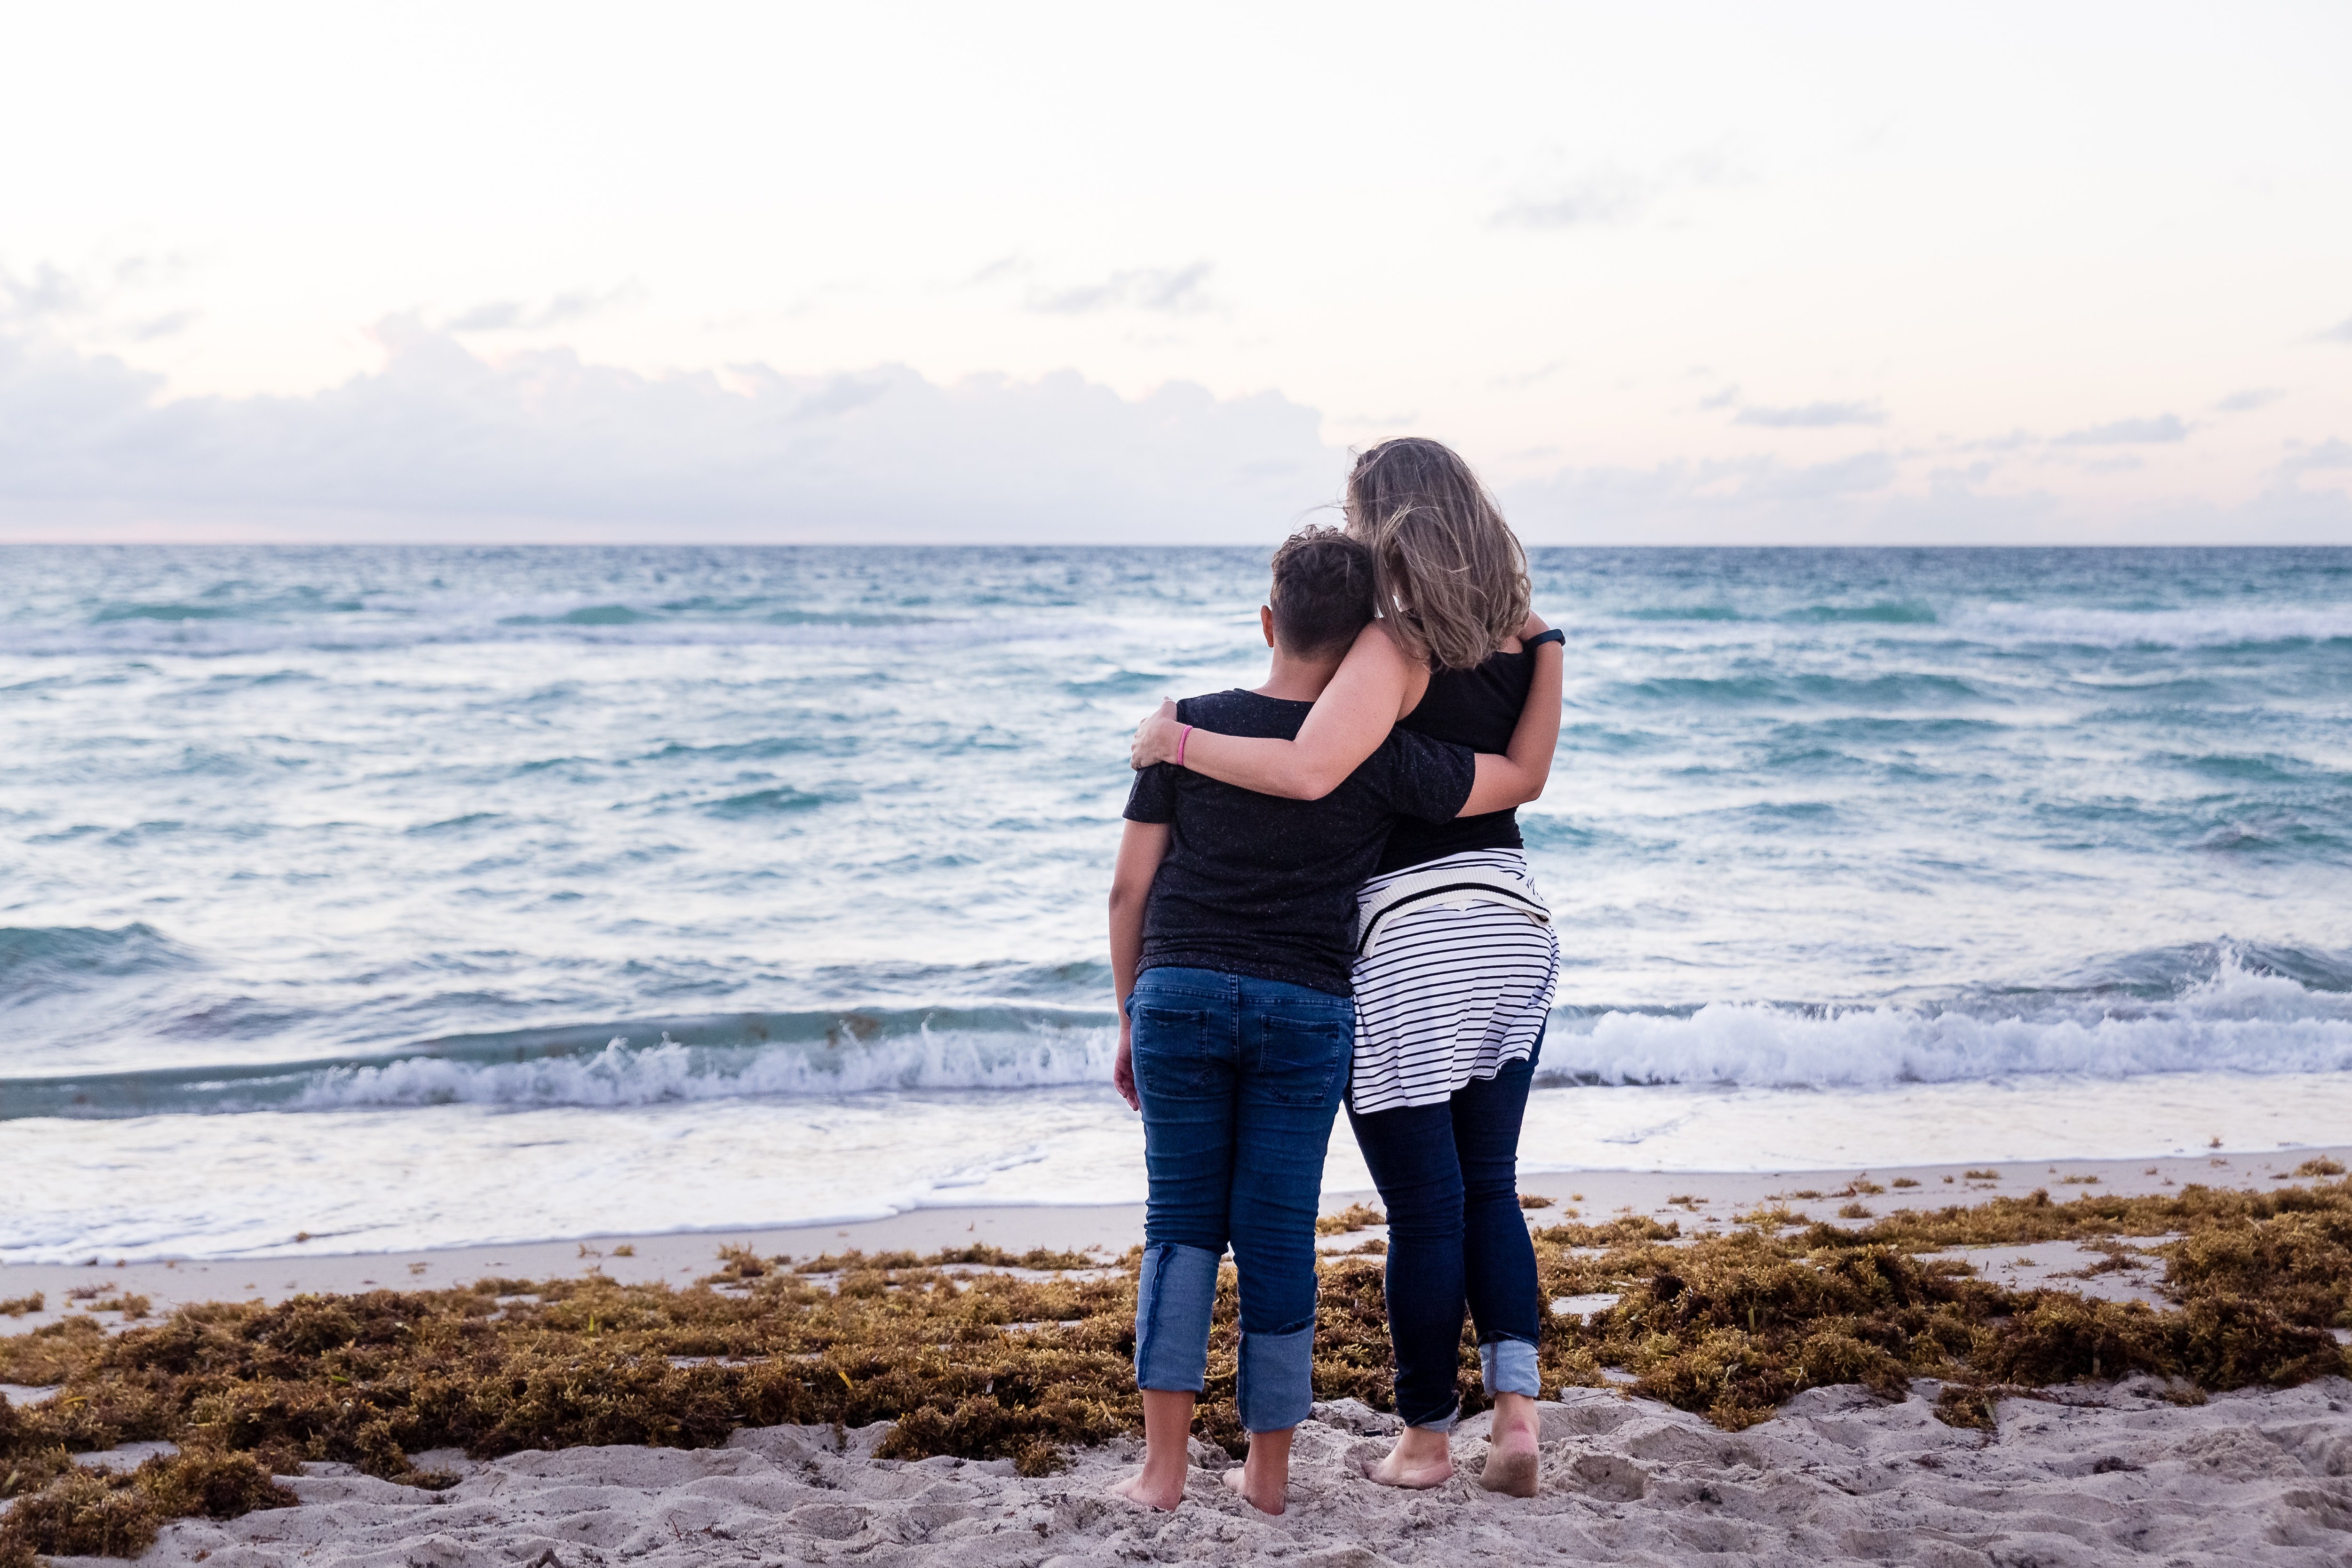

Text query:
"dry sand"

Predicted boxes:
[[12, 1145, 2352, 1564], [53, 1381, 2352, 1567]]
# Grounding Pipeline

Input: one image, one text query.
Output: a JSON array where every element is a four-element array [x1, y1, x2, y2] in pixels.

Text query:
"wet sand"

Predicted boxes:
[[7, 1143, 2344, 1338]]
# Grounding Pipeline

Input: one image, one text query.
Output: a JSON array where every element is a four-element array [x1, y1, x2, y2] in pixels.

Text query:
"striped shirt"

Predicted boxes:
[[1347, 848, 1559, 1114]]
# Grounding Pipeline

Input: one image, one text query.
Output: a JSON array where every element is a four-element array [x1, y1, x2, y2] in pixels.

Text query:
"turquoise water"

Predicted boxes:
[[4, 546, 2350, 1258]]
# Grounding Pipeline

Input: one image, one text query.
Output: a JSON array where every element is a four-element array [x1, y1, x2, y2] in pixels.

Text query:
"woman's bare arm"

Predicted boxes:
[[1127, 621, 1418, 800], [1455, 614, 1565, 817]]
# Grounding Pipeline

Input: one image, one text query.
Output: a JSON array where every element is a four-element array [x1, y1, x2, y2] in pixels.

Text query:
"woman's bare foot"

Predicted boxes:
[[1363, 1424, 1453, 1488], [1112, 1468, 1186, 1512], [1476, 1392, 1542, 1497]]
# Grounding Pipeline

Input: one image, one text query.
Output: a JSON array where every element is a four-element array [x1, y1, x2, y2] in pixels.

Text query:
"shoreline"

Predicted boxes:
[[11, 1142, 2347, 1341]]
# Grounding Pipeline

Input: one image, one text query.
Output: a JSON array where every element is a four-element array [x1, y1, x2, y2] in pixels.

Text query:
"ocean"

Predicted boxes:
[[5, 544, 2350, 1263]]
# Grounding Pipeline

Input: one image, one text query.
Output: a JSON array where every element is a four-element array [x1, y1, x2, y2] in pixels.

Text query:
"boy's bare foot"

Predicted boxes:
[[1221, 1464, 1286, 1514], [1112, 1469, 1185, 1511], [1476, 1393, 1542, 1497], [1362, 1425, 1453, 1488]]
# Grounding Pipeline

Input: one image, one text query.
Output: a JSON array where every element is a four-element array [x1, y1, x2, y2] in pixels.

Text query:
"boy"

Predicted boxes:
[[1104, 527, 1480, 1513]]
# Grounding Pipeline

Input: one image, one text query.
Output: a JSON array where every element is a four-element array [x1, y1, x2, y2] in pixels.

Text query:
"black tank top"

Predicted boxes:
[[1374, 644, 1536, 875]]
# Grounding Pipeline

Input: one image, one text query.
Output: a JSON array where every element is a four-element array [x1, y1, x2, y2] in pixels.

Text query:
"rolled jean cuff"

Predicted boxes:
[[1134, 1243, 1220, 1393], [1406, 1400, 1461, 1433], [1235, 1321, 1315, 1433], [1480, 1336, 1541, 1400]]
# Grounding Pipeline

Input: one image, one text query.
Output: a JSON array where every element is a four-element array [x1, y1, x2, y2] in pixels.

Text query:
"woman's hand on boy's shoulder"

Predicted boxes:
[[1130, 698, 1184, 771]]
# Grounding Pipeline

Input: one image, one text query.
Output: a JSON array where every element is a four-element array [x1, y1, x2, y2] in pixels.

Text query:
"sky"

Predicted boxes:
[[2, 1, 2348, 544]]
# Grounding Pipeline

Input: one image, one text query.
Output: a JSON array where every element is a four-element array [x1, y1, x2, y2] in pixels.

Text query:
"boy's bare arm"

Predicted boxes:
[[1108, 819, 1169, 1110]]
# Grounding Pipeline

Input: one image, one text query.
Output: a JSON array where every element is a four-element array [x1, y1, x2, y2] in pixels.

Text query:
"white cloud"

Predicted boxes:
[[2053, 414, 2190, 446], [1732, 400, 1885, 429], [1025, 262, 1216, 316], [0, 309, 2340, 547], [1490, 150, 1742, 231], [1499, 449, 2352, 546], [2280, 437, 2352, 473], [0, 317, 1335, 542], [445, 283, 644, 334], [2213, 387, 2283, 413]]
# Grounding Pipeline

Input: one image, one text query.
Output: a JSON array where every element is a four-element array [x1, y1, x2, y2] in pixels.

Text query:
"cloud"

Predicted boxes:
[[2279, 437, 2352, 473], [2053, 414, 2190, 446], [1500, 450, 2352, 546], [1027, 262, 1214, 316], [2213, 387, 2282, 413], [0, 262, 88, 321], [1491, 149, 1741, 231], [0, 316, 1334, 542], [1491, 170, 1653, 230], [2315, 316, 2352, 344], [445, 283, 644, 333], [1731, 400, 1885, 429], [2, 255, 196, 331]]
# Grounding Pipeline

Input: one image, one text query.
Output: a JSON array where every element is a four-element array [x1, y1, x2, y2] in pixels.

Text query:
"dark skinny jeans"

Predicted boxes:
[[1344, 1035, 1543, 1429]]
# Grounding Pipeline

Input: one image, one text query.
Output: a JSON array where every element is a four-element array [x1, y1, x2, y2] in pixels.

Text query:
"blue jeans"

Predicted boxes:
[[1127, 966, 1353, 1433], [1344, 1036, 1543, 1429]]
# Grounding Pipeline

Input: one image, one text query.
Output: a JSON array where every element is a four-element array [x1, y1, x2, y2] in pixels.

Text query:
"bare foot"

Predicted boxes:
[[1477, 1395, 1542, 1497], [1221, 1463, 1286, 1515], [1112, 1468, 1184, 1511], [1363, 1429, 1453, 1489]]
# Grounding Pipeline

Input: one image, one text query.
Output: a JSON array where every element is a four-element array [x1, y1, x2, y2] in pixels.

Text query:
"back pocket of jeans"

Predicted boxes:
[[1252, 1010, 1350, 1105], [1132, 1005, 1219, 1095]]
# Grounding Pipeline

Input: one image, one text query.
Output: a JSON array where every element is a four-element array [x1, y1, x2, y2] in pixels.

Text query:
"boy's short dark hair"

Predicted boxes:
[[1268, 525, 1377, 658]]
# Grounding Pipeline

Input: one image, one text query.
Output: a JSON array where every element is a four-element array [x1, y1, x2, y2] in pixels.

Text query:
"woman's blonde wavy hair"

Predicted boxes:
[[1342, 438, 1531, 672]]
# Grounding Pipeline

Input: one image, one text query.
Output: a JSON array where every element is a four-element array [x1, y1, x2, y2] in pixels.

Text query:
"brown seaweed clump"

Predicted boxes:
[[1, 1181, 2348, 1556], [0, 1446, 293, 1568], [1525, 1176, 2352, 1429]]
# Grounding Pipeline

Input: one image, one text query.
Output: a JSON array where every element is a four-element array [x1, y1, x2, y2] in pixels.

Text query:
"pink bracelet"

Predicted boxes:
[[1175, 724, 1193, 768]]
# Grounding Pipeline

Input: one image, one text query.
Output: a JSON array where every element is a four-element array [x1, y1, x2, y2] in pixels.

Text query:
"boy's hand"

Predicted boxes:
[[1113, 1024, 1140, 1110], [1129, 699, 1183, 771]]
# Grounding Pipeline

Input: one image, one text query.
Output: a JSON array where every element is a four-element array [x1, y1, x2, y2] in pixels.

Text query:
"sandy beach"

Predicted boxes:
[[11, 1144, 2345, 1335], [10, 1146, 2352, 1564], [58, 1379, 2352, 1567]]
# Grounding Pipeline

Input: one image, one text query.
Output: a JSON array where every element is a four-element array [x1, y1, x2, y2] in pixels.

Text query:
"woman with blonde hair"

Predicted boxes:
[[1128, 437, 1564, 1496]]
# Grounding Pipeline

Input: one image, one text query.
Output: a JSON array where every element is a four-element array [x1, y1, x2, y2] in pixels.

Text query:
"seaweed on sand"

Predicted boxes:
[[3, 1186, 2349, 1554], [0, 1446, 293, 1568], [1526, 1177, 2352, 1429]]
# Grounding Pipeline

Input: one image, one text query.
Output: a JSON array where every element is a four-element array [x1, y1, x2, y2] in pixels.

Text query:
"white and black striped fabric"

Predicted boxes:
[[1345, 848, 1559, 1115]]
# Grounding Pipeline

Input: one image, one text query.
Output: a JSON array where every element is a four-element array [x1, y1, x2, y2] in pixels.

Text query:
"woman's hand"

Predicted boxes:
[[1113, 1023, 1140, 1110], [1129, 699, 1184, 771]]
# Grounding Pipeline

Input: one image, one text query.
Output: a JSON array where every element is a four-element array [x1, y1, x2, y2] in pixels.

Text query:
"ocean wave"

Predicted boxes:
[[1, 1007, 1121, 1117], [1545, 952, 2352, 1088], [1573, 601, 2352, 653], [0, 600, 1122, 658], [293, 1027, 1119, 1109], [13, 948, 2352, 1115], [1943, 604, 2352, 651], [0, 924, 196, 1007]]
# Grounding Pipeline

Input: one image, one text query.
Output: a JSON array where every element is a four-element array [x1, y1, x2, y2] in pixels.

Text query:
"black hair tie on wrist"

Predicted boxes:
[[1525, 628, 1565, 650]]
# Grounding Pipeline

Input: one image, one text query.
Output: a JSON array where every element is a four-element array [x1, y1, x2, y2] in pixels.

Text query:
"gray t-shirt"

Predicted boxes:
[[1122, 688, 1475, 997]]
